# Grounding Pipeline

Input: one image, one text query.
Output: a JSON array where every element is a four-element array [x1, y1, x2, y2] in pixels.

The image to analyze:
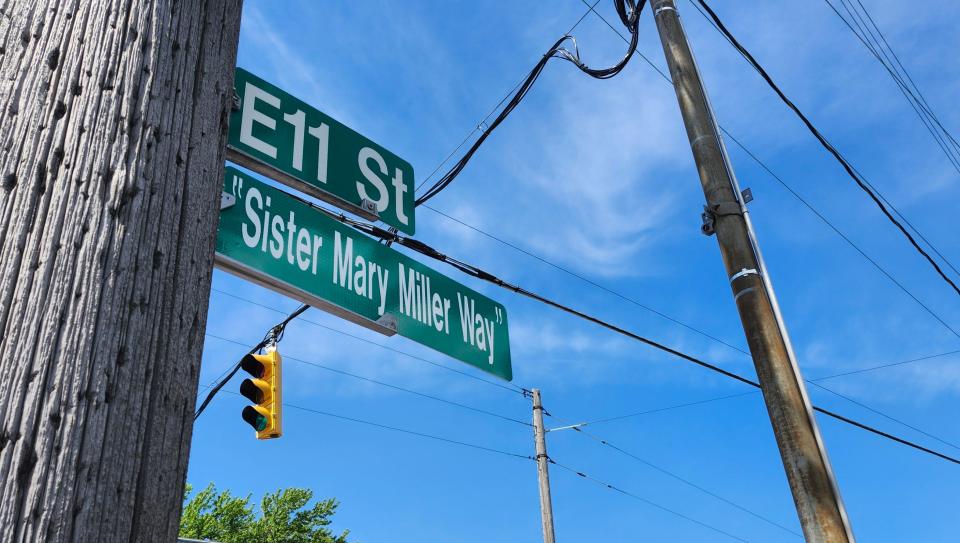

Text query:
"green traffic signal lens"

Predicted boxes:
[[242, 406, 268, 431], [239, 379, 264, 403]]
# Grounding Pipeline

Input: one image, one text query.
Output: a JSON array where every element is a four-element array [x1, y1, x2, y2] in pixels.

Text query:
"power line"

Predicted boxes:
[[692, 0, 960, 298], [689, 0, 960, 293], [342, 218, 960, 465], [544, 410, 802, 537], [814, 349, 960, 381], [423, 204, 749, 356], [823, 0, 960, 181], [575, 349, 960, 447], [581, 0, 960, 339], [205, 387, 534, 461], [807, 380, 960, 452], [718, 128, 960, 339], [548, 458, 751, 542], [204, 332, 532, 426]]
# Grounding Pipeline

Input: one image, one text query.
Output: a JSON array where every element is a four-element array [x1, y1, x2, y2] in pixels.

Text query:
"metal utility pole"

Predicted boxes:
[[649, 1, 854, 541], [0, 1, 242, 540], [531, 389, 556, 543]]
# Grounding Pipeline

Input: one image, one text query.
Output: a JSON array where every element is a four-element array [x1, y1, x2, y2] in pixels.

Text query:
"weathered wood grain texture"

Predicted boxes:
[[0, 1, 242, 540]]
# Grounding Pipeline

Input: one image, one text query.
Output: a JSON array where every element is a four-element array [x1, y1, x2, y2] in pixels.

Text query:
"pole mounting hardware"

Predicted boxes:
[[701, 201, 742, 236]]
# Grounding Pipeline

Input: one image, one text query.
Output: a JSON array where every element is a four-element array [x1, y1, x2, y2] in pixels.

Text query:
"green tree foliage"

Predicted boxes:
[[180, 483, 350, 543]]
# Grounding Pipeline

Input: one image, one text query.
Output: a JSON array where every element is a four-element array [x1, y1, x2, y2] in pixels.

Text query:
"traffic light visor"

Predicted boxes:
[[240, 353, 265, 378], [241, 405, 269, 431]]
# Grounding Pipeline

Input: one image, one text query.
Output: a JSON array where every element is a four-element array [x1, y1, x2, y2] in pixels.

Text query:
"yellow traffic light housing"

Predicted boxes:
[[239, 347, 282, 439]]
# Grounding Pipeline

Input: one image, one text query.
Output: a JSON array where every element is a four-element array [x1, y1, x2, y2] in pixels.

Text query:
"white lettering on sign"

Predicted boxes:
[[241, 186, 323, 275], [357, 147, 389, 212], [308, 123, 330, 183], [357, 146, 410, 227], [333, 232, 389, 316], [457, 293, 496, 365], [240, 82, 280, 158], [398, 263, 451, 334], [283, 108, 331, 184]]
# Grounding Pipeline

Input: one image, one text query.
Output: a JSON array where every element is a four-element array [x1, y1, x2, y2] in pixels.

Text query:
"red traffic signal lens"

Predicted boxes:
[[240, 354, 265, 378]]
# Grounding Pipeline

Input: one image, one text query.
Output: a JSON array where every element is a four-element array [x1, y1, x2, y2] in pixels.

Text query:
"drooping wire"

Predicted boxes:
[[414, 0, 646, 207], [548, 458, 751, 542], [205, 332, 532, 426], [692, 0, 960, 298], [194, 304, 307, 419]]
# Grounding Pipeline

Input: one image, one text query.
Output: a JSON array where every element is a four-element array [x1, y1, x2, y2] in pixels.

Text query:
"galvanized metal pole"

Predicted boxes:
[[532, 389, 556, 543], [649, 1, 854, 541]]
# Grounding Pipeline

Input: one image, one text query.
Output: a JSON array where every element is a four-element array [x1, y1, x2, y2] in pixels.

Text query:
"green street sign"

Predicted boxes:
[[216, 167, 511, 381], [227, 68, 416, 234]]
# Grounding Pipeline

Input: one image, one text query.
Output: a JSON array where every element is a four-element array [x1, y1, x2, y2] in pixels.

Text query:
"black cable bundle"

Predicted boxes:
[[415, 0, 646, 206]]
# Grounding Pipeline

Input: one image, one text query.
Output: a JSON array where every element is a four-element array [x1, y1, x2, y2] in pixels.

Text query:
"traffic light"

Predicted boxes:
[[239, 347, 282, 439]]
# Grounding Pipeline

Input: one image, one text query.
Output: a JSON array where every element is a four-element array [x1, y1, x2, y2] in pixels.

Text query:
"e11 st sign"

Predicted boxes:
[[216, 167, 511, 381], [227, 68, 416, 234]]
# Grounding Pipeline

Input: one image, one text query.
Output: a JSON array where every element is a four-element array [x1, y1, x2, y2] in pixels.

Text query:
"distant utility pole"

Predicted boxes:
[[0, 1, 242, 541], [649, 1, 854, 541], [531, 389, 556, 543]]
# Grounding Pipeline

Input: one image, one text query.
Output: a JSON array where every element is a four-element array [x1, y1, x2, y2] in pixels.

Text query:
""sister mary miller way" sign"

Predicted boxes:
[[215, 167, 512, 381]]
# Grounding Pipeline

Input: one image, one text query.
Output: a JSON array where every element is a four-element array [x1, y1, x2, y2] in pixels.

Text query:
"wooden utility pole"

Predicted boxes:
[[531, 389, 556, 543], [0, 1, 242, 541], [649, 1, 854, 541]]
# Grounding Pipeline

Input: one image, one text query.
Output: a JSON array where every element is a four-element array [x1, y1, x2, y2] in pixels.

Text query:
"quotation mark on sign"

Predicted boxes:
[[231, 174, 244, 198], [495, 307, 503, 325]]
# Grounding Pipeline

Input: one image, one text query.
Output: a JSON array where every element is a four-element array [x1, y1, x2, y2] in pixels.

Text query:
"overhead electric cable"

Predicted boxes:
[[689, 0, 960, 285], [823, 0, 960, 178], [423, 204, 750, 355], [549, 458, 751, 542], [205, 387, 534, 461], [582, 0, 960, 339], [334, 217, 960, 465], [814, 349, 960, 381], [205, 332, 532, 426], [576, 349, 960, 454], [692, 0, 960, 297], [544, 410, 802, 537], [807, 380, 960, 452]]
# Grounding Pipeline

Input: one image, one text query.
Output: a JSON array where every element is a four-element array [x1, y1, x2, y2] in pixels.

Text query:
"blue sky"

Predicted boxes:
[[188, 1, 960, 541]]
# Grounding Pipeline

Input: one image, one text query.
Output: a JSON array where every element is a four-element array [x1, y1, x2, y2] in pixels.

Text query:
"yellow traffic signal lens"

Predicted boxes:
[[240, 378, 271, 404]]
